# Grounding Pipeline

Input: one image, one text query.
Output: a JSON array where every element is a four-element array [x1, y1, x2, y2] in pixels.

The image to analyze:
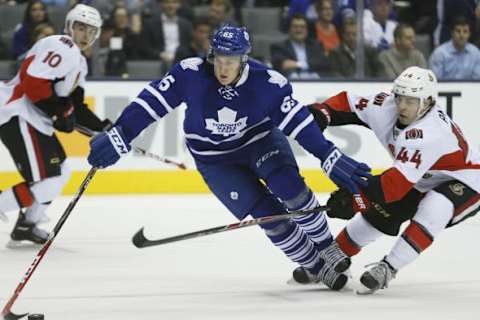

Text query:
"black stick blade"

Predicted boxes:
[[132, 227, 147, 248], [3, 312, 28, 320]]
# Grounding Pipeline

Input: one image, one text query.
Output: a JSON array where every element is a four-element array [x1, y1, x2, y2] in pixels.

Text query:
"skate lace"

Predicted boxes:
[[321, 242, 346, 265], [364, 261, 396, 289], [318, 265, 340, 287]]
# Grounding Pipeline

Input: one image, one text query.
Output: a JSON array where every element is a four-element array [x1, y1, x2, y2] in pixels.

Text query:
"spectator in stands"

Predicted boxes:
[[404, 0, 437, 38], [434, 0, 477, 46], [312, 0, 339, 55], [13, 0, 52, 60], [379, 24, 427, 79], [140, 0, 192, 67], [329, 17, 385, 78], [270, 14, 331, 79], [109, 6, 142, 59], [363, 0, 397, 51], [208, 0, 237, 33], [95, 19, 115, 76], [31, 22, 55, 43], [98, 5, 143, 77], [124, 0, 154, 14], [174, 17, 211, 63], [429, 16, 480, 80], [288, 0, 317, 22]]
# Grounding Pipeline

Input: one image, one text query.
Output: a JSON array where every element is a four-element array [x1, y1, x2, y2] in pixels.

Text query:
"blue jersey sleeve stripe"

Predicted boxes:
[[278, 102, 304, 130], [132, 98, 162, 121], [145, 84, 173, 113], [188, 131, 271, 156], [289, 114, 314, 139]]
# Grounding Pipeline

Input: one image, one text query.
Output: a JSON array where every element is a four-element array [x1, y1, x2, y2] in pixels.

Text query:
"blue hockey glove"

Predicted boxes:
[[321, 146, 371, 194], [87, 126, 131, 168]]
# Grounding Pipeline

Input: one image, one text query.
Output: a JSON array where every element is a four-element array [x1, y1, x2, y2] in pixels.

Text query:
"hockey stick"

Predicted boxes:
[[132, 205, 329, 248], [1, 167, 97, 320], [75, 124, 187, 170]]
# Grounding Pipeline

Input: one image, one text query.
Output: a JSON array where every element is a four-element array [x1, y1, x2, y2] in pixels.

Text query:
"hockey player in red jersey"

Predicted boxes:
[[0, 4, 110, 246], [306, 66, 480, 293]]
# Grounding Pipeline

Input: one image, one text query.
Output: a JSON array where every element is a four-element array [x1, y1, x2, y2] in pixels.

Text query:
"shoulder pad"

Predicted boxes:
[[37, 35, 81, 62]]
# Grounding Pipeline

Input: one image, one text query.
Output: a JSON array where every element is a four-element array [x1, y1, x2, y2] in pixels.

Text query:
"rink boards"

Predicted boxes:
[[0, 81, 477, 194]]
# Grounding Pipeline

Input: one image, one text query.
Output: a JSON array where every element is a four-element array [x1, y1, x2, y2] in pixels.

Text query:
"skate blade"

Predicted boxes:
[[355, 282, 377, 295], [286, 276, 321, 285], [6, 240, 43, 249], [287, 278, 308, 285]]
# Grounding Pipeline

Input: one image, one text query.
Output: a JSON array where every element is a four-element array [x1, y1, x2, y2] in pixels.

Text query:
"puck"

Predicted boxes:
[[28, 314, 44, 320]]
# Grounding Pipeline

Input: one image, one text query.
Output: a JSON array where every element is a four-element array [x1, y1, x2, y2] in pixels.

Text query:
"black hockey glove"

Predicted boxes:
[[53, 99, 76, 133], [327, 187, 370, 220], [330, 175, 423, 236], [327, 188, 356, 220]]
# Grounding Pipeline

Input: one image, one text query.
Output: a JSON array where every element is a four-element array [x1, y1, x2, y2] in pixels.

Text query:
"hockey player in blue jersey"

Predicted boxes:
[[88, 25, 371, 290]]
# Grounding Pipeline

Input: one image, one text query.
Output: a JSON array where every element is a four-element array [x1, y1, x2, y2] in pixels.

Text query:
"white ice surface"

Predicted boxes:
[[1, 194, 479, 320]]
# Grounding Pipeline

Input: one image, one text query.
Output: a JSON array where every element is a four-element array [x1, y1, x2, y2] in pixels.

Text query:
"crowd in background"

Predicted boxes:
[[0, 0, 480, 80]]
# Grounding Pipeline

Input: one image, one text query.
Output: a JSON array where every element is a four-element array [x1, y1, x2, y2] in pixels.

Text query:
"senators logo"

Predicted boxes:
[[405, 128, 423, 140]]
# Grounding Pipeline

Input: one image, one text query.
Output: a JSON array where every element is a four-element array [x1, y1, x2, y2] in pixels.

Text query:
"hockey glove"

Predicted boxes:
[[53, 101, 76, 133], [321, 146, 371, 194], [88, 126, 131, 168], [327, 188, 370, 220]]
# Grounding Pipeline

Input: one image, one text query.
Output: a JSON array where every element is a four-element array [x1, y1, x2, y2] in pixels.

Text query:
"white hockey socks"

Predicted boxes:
[[386, 191, 453, 270]]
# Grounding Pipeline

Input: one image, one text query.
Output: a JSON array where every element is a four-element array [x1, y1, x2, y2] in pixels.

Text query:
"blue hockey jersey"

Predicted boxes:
[[115, 57, 333, 163]]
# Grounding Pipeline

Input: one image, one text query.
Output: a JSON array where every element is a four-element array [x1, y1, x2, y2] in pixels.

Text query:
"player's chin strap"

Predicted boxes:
[[132, 205, 330, 248], [75, 124, 187, 170]]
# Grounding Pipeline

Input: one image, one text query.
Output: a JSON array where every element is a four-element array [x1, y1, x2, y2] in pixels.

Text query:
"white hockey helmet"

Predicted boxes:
[[64, 4, 102, 47], [392, 66, 438, 119]]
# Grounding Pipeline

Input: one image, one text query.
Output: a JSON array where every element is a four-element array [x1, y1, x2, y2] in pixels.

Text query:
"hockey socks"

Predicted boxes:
[[0, 182, 34, 215], [289, 190, 333, 249], [264, 219, 320, 271], [336, 214, 384, 257]]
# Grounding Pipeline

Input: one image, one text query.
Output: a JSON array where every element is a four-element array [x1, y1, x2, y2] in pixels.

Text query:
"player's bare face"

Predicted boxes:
[[71, 22, 98, 50], [395, 94, 421, 125], [214, 55, 242, 85]]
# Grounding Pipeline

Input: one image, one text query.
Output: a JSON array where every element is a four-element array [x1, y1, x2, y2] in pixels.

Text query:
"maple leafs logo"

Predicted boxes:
[[205, 107, 247, 137], [267, 70, 287, 88], [180, 57, 203, 71]]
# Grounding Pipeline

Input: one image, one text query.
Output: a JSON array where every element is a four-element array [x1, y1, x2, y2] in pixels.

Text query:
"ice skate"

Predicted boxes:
[[6, 211, 49, 248], [289, 260, 348, 291], [319, 241, 351, 273], [38, 213, 51, 224], [357, 260, 397, 295]]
